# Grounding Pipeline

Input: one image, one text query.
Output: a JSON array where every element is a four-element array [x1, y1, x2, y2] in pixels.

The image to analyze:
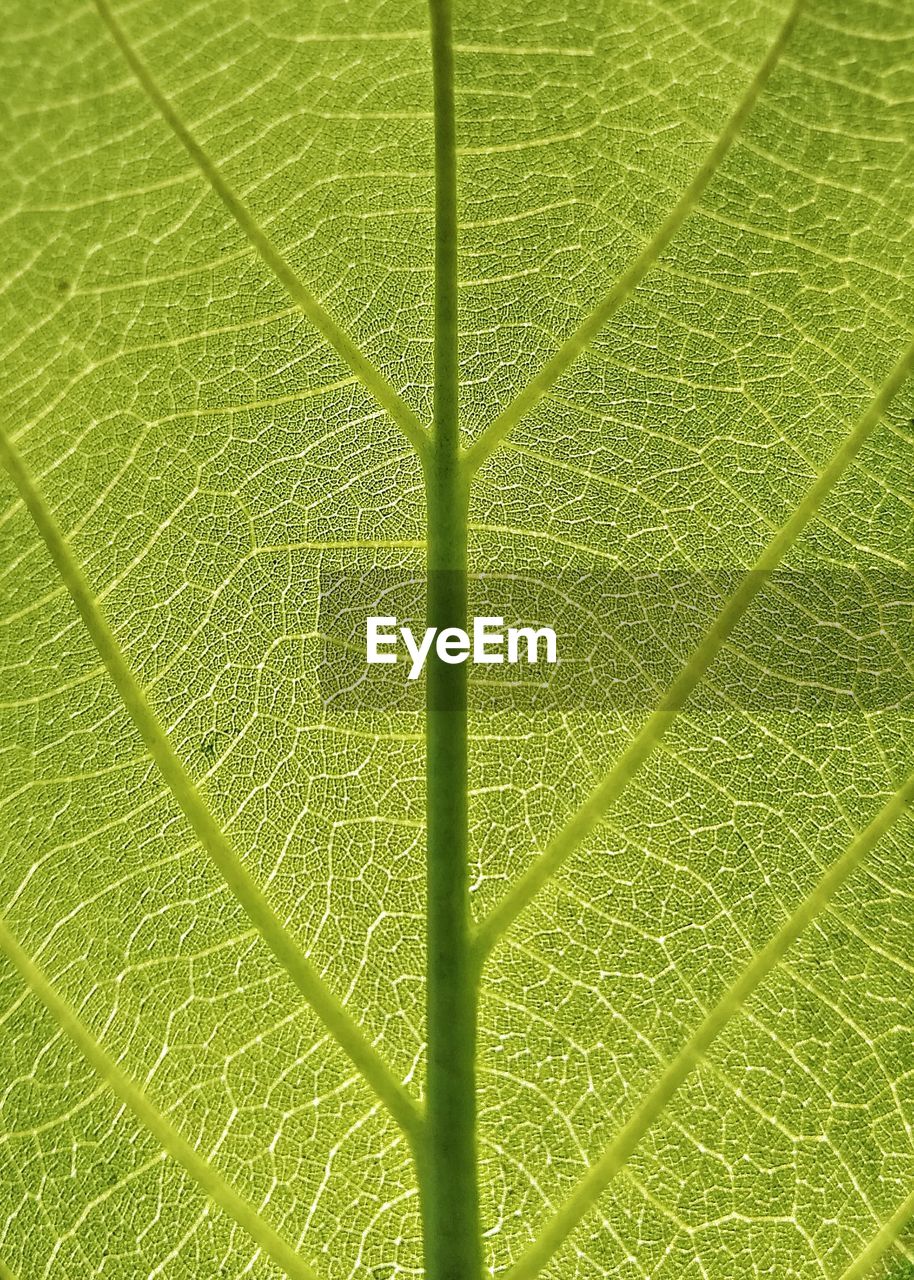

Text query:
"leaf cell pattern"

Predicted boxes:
[[1, 1, 913, 1278]]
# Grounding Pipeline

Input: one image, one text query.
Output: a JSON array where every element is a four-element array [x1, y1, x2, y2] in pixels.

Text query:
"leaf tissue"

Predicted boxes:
[[1, 0, 913, 1278]]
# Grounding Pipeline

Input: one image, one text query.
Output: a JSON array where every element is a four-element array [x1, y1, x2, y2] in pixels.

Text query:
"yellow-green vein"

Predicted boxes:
[[0, 426, 422, 1142], [463, 0, 805, 472], [838, 1186, 914, 1280], [502, 768, 914, 1280], [90, 0, 428, 457], [0, 917, 323, 1280], [473, 330, 914, 961]]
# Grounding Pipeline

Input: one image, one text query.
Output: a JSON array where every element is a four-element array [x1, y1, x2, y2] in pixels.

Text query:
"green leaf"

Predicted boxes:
[[1, 1, 913, 1278]]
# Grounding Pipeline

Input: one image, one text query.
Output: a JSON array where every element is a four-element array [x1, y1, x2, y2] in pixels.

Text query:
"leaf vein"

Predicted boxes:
[[473, 330, 914, 959], [464, 0, 806, 471], [503, 770, 914, 1279], [90, 0, 428, 456], [0, 425, 423, 1142], [0, 918, 325, 1280]]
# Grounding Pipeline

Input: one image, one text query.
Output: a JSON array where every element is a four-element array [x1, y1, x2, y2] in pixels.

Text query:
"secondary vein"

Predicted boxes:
[[837, 1185, 914, 1280], [473, 329, 914, 961], [0, 917, 324, 1280], [502, 769, 914, 1280], [90, 0, 428, 457], [0, 426, 422, 1142], [463, 0, 805, 472]]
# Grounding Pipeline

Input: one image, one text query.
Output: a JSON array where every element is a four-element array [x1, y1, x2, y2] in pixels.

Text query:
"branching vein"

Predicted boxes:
[[838, 1185, 914, 1280], [502, 769, 914, 1280], [0, 425, 422, 1142], [463, 0, 805, 472], [90, 0, 428, 457], [0, 916, 325, 1280], [3, 2, 912, 1275], [473, 330, 914, 960]]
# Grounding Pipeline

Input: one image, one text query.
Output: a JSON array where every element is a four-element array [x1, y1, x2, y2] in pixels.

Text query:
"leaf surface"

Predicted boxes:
[[1, 1, 913, 1278]]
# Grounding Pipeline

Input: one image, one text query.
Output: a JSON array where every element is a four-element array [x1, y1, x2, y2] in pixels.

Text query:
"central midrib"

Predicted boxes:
[[421, 0, 484, 1277]]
